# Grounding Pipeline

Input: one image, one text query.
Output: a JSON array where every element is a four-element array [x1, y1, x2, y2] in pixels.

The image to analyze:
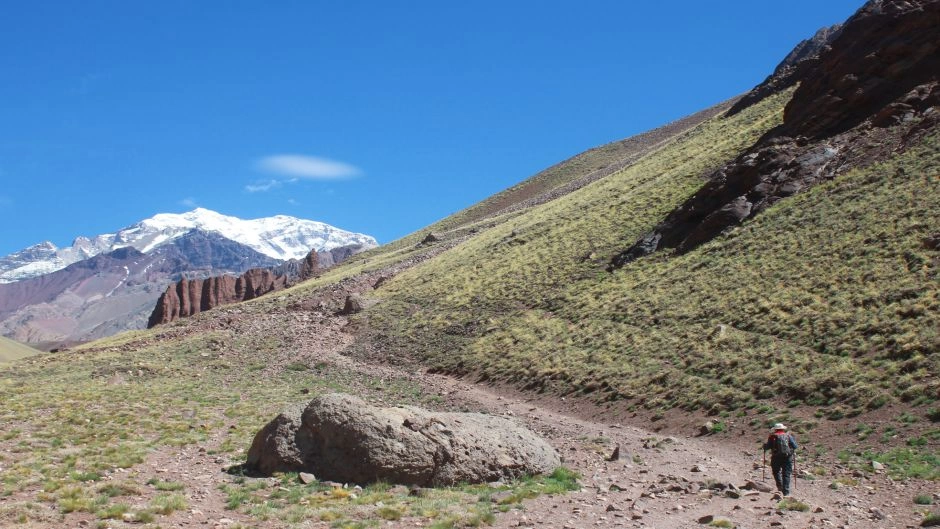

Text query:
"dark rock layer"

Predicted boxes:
[[610, 0, 940, 269]]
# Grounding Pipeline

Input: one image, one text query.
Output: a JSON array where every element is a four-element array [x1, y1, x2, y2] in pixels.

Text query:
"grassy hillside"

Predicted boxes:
[[0, 336, 41, 364], [2, 78, 938, 528], [364, 88, 939, 431]]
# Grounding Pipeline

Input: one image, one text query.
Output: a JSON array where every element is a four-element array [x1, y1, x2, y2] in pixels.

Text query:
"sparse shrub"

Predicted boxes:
[[709, 520, 735, 528], [95, 503, 130, 520], [915, 494, 934, 505], [151, 492, 187, 515], [923, 511, 940, 527], [855, 423, 874, 440], [69, 471, 101, 482], [147, 478, 185, 491], [777, 498, 809, 511], [377, 506, 403, 520]]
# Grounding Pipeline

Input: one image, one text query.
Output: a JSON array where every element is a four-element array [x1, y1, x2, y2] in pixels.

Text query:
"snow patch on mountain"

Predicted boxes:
[[0, 208, 377, 283]]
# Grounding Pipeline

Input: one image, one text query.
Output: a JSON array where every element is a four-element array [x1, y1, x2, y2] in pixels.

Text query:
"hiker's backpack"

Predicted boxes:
[[771, 433, 793, 457]]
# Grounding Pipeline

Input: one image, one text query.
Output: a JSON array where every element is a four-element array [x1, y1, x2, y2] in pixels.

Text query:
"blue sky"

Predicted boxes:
[[0, 1, 863, 255]]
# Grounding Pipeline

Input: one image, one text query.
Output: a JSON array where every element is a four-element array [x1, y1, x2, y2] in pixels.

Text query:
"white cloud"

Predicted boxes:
[[287, 198, 299, 205], [179, 197, 198, 208], [256, 154, 361, 180], [244, 179, 283, 193]]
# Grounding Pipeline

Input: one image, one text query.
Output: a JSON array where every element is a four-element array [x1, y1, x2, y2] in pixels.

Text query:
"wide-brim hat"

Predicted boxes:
[[771, 423, 787, 431]]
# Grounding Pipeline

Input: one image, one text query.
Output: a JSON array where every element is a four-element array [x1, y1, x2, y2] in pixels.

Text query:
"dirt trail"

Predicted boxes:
[[57, 294, 933, 529], [272, 308, 932, 528]]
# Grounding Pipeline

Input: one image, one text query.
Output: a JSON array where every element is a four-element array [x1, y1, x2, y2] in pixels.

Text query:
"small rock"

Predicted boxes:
[[606, 504, 620, 512], [871, 461, 885, 471], [691, 465, 704, 473], [700, 422, 715, 436], [744, 480, 774, 493], [697, 514, 715, 524], [607, 444, 621, 462], [490, 491, 515, 504], [869, 507, 886, 520], [298, 472, 316, 484]]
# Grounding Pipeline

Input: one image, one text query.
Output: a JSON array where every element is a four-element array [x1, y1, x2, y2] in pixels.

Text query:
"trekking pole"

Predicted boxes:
[[792, 452, 796, 493], [762, 449, 766, 481]]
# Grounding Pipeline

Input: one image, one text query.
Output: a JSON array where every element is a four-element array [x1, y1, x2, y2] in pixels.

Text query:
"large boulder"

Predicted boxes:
[[246, 393, 560, 486]]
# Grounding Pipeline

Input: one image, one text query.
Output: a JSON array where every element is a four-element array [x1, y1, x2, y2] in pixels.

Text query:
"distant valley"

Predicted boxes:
[[0, 208, 376, 347]]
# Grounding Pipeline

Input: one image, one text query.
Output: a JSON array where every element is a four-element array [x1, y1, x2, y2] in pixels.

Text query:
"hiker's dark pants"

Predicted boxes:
[[771, 455, 793, 495]]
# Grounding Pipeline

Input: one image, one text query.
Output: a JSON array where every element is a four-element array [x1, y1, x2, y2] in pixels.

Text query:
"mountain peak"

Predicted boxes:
[[0, 209, 377, 283]]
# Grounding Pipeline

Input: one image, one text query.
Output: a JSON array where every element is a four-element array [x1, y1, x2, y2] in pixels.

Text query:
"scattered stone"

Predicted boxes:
[[699, 422, 716, 436], [697, 514, 715, 524], [924, 234, 940, 250], [691, 465, 704, 473], [744, 480, 774, 492], [871, 461, 885, 471], [388, 485, 409, 496], [607, 444, 621, 462], [869, 507, 886, 520], [298, 472, 316, 484], [490, 491, 515, 504], [339, 294, 364, 315]]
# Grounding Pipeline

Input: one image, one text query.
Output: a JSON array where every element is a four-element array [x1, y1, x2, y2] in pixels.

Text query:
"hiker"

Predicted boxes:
[[763, 423, 798, 496]]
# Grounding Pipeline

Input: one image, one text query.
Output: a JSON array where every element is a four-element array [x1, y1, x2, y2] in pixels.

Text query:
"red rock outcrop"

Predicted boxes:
[[148, 249, 320, 327]]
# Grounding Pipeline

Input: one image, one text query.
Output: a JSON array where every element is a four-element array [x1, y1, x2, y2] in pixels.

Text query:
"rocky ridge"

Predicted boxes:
[[611, 0, 939, 267], [147, 247, 323, 327]]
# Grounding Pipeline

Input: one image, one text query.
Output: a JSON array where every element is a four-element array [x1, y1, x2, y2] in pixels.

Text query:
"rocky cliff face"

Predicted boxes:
[[611, 0, 939, 268], [0, 231, 283, 346], [147, 248, 323, 327]]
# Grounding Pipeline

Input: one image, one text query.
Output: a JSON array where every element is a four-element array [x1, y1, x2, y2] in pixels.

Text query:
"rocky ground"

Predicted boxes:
[[84, 287, 936, 529]]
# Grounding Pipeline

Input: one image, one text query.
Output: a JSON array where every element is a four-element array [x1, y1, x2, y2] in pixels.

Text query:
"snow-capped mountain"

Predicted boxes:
[[0, 208, 377, 283]]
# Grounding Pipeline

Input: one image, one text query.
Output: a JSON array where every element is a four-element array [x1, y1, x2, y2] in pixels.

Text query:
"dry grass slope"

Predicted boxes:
[[0, 336, 42, 364], [364, 88, 938, 446]]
